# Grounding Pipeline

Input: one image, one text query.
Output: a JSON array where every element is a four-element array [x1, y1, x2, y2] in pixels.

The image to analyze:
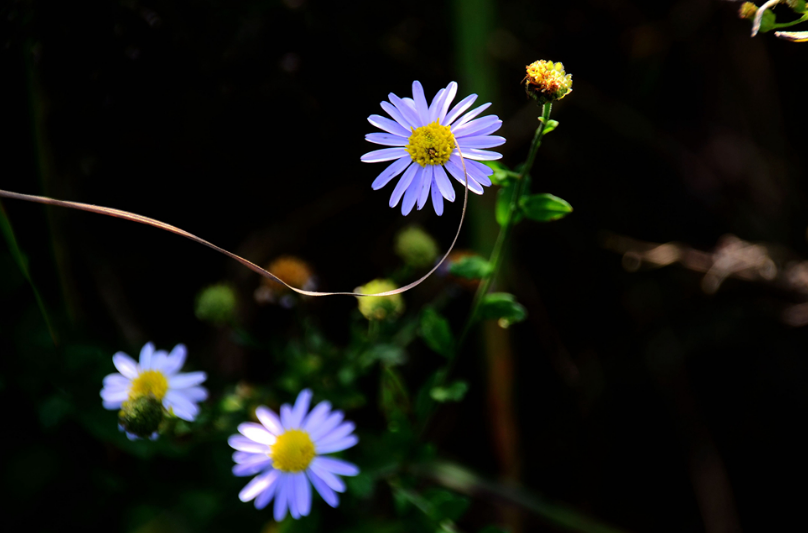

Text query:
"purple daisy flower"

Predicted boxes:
[[229, 389, 359, 520], [361, 81, 505, 216]]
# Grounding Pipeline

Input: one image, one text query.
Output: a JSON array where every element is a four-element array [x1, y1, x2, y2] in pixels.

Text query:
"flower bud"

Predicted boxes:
[[255, 256, 315, 307], [119, 395, 164, 439], [355, 279, 405, 321], [394, 226, 439, 269], [524, 60, 573, 105], [738, 2, 758, 20], [195, 283, 237, 325]]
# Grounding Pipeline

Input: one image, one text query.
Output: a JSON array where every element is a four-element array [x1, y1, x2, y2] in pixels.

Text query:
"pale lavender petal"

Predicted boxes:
[[427, 87, 445, 123], [294, 472, 311, 516], [274, 475, 289, 521], [381, 100, 416, 130], [368, 114, 410, 137], [238, 422, 276, 445], [307, 469, 339, 507], [388, 93, 421, 129], [182, 386, 208, 402], [313, 457, 360, 477], [360, 147, 408, 163], [112, 353, 139, 379], [371, 156, 411, 190], [389, 162, 418, 208], [229, 434, 270, 453], [280, 404, 294, 430], [308, 410, 345, 441], [164, 390, 199, 421], [101, 388, 129, 403], [316, 435, 359, 454], [162, 344, 187, 375], [288, 389, 312, 429], [308, 461, 346, 492], [233, 458, 272, 477], [302, 401, 332, 433], [461, 148, 502, 161], [103, 373, 130, 389], [461, 121, 502, 138], [315, 421, 356, 448], [443, 93, 477, 126], [255, 470, 281, 510], [169, 371, 206, 389], [239, 470, 276, 502], [436, 82, 458, 123], [451, 102, 492, 131], [453, 115, 500, 137], [365, 132, 408, 146], [150, 350, 169, 373], [256, 406, 284, 435], [411, 81, 429, 125], [138, 342, 155, 370], [401, 166, 423, 216], [462, 159, 494, 187], [103, 400, 123, 410], [417, 165, 433, 210], [233, 450, 266, 464], [431, 181, 444, 216], [288, 476, 301, 519], [445, 157, 485, 195], [434, 165, 455, 202], [456, 135, 506, 149]]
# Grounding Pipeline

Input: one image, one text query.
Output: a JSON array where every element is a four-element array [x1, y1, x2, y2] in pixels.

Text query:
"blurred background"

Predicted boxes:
[[1, 0, 807, 531]]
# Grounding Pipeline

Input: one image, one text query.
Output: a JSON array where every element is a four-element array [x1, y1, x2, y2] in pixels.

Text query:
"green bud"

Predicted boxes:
[[739, 2, 758, 20], [195, 283, 237, 325], [119, 395, 164, 439], [524, 60, 573, 105], [355, 279, 404, 321], [394, 226, 439, 268]]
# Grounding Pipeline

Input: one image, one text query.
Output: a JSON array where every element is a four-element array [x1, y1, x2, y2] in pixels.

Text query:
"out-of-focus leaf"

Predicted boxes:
[[484, 161, 512, 186], [424, 488, 470, 522], [495, 182, 517, 226], [420, 308, 455, 358], [478, 293, 527, 324], [448, 255, 493, 280], [519, 193, 572, 222], [430, 381, 468, 402]]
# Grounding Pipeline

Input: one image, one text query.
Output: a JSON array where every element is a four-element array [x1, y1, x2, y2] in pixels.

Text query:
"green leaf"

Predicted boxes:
[[760, 9, 776, 33], [448, 255, 493, 280], [420, 308, 455, 358], [478, 293, 527, 324], [430, 380, 468, 402], [541, 119, 559, 134], [484, 161, 511, 186], [496, 181, 524, 226], [423, 488, 470, 522], [519, 193, 572, 222]]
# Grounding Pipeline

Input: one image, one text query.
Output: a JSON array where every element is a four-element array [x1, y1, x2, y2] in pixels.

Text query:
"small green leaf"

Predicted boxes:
[[430, 380, 468, 402], [478, 293, 527, 324], [541, 119, 559, 134], [420, 308, 455, 358], [496, 181, 525, 226], [484, 161, 511, 186], [423, 488, 470, 521], [448, 255, 493, 279], [519, 193, 572, 222], [759, 9, 776, 33]]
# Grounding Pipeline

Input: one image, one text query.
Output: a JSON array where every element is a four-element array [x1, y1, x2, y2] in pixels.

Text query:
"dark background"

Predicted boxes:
[[1, 0, 807, 531]]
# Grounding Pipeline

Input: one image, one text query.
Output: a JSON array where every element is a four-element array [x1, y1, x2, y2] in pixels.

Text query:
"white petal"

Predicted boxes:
[[181, 386, 208, 402], [169, 371, 206, 389], [274, 475, 290, 521], [162, 344, 187, 375], [308, 410, 344, 441], [233, 450, 266, 464], [365, 132, 408, 146], [256, 406, 284, 436], [401, 166, 422, 216], [150, 350, 169, 373], [431, 180, 444, 216], [302, 401, 331, 433], [239, 470, 277, 502], [238, 422, 276, 445], [360, 147, 408, 163], [456, 135, 506, 149], [112, 353, 139, 379], [315, 421, 356, 449], [411, 81, 429, 125], [442, 93, 477, 126], [255, 470, 281, 510], [228, 434, 270, 453], [102, 373, 130, 389], [307, 469, 339, 507], [371, 156, 410, 190], [294, 472, 311, 516], [288, 389, 312, 429], [316, 436, 359, 454], [138, 342, 155, 370], [388, 162, 417, 208], [313, 457, 360, 477], [164, 390, 199, 421], [101, 388, 129, 403], [368, 114, 410, 137], [434, 165, 456, 202], [233, 458, 272, 477]]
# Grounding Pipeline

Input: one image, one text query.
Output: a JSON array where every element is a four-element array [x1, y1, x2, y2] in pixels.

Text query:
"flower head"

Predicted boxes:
[[355, 279, 405, 321], [255, 256, 316, 308], [361, 81, 505, 216], [524, 60, 573, 104], [195, 283, 237, 325], [228, 389, 360, 520], [394, 225, 439, 268], [100, 342, 208, 439]]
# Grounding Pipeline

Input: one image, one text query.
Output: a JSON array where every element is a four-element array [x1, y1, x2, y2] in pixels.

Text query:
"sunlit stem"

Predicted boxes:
[[773, 13, 808, 29], [458, 102, 553, 347]]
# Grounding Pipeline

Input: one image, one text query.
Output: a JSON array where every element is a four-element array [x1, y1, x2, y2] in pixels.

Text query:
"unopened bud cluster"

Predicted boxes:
[[355, 279, 404, 321], [524, 60, 573, 105], [119, 395, 163, 439]]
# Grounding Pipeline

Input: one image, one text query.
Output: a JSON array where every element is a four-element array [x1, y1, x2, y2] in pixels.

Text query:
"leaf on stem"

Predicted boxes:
[[496, 181, 524, 227], [448, 255, 493, 280], [519, 193, 573, 222], [420, 308, 455, 358], [478, 293, 527, 325], [430, 381, 468, 402]]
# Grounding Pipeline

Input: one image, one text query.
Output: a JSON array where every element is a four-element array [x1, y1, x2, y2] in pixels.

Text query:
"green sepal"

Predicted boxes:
[[419, 308, 455, 358], [448, 255, 493, 279], [478, 293, 527, 324], [760, 9, 776, 33], [519, 193, 573, 222], [430, 380, 468, 402], [540, 118, 559, 134]]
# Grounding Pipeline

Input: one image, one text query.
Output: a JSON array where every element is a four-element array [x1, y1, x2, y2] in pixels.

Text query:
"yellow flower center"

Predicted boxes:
[[405, 121, 455, 167], [129, 370, 169, 401], [270, 429, 316, 472]]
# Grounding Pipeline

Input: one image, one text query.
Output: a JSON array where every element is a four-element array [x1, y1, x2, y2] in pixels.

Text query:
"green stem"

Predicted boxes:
[[773, 13, 808, 29], [458, 101, 553, 346]]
